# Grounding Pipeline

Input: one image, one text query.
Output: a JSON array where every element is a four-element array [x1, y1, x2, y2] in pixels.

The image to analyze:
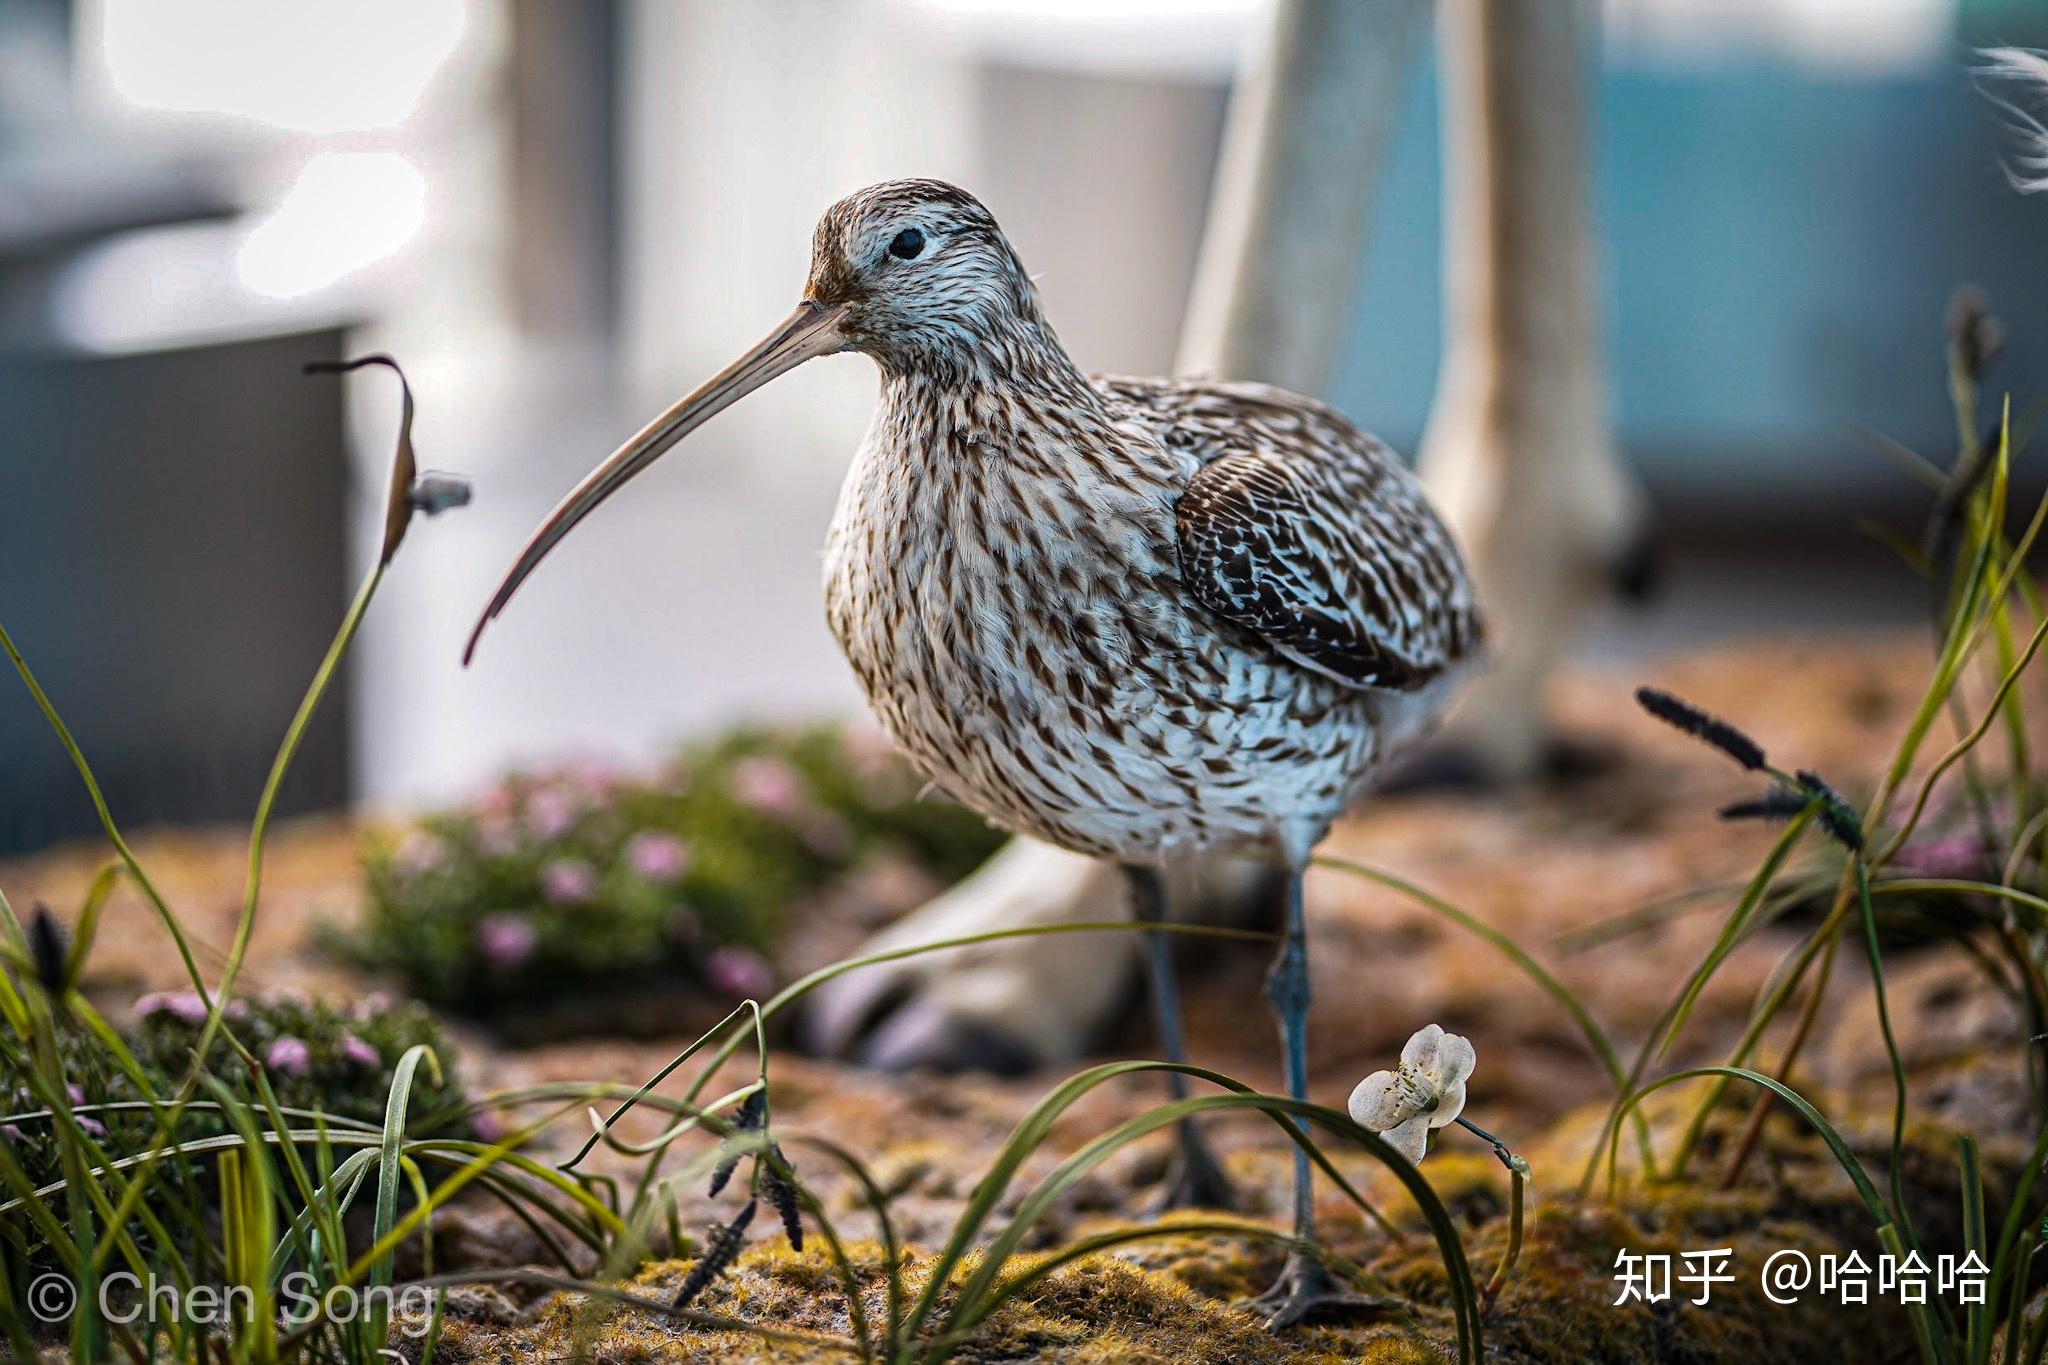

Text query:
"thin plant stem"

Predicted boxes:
[[1853, 863, 1917, 1245], [1718, 933, 1839, 1190], [1484, 1157, 1528, 1310], [1453, 1116, 1514, 1169], [0, 623, 207, 1000]]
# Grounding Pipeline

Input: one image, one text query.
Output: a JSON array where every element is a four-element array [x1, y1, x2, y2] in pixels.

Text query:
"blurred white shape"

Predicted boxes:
[[910, 0, 1261, 77], [1980, 48, 2048, 194], [1605, 0, 1952, 72], [236, 152, 426, 299], [52, 152, 422, 348], [92, 0, 463, 132], [54, 219, 274, 351]]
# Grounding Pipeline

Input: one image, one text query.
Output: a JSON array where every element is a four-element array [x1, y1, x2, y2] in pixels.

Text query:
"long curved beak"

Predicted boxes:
[[464, 300, 846, 664]]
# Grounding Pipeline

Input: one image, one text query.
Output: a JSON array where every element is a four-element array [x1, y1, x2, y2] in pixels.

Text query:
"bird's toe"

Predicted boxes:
[[1247, 1253, 1403, 1332], [1370, 741, 1499, 794], [798, 959, 916, 1061], [855, 997, 1041, 1076], [1151, 1125, 1238, 1214]]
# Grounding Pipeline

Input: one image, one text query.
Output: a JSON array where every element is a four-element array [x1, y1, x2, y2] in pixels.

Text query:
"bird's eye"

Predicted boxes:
[[888, 228, 926, 261]]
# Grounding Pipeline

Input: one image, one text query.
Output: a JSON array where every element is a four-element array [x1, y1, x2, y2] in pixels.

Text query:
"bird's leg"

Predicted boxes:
[[1124, 864, 1237, 1213], [1250, 863, 1391, 1330]]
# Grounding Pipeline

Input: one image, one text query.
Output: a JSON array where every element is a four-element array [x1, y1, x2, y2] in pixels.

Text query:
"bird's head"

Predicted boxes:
[[462, 179, 1040, 663], [804, 178, 1040, 375]]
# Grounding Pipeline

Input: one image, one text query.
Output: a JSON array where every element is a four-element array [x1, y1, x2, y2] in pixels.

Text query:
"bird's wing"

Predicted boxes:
[[1107, 377, 1480, 692]]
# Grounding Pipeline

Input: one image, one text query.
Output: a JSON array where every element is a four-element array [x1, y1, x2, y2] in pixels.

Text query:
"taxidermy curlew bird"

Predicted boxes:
[[465, 179, 1480, 1327]]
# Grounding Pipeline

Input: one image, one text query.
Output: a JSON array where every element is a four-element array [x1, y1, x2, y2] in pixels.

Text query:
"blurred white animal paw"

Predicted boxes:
[[802, 838, 1268, 1074], [802, 839, 1129, 1073]]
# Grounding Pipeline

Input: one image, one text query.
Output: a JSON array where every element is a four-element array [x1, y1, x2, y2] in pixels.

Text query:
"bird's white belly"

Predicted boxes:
[[824, 527, 1393, 862]]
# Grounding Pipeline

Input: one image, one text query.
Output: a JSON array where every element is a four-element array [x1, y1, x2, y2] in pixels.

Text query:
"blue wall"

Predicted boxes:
[[1331, 55, 2048, 497]]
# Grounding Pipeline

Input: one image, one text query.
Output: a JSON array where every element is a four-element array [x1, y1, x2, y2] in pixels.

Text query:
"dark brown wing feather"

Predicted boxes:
[[1107, 377, 1480, 692]]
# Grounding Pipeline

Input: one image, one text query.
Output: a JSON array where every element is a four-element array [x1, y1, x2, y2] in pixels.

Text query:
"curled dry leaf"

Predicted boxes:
[[303, 354, 429, 565]]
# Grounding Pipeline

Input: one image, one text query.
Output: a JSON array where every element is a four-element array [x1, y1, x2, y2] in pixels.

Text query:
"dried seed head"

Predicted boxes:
[[1718, 788, 1810, 824], [1634, 687, 1767, 771], [706, 1150, 742, 1199], [409, 473, 473, 516], [1947, 286, 2007, 384], [28, 903, 66, 995], [1795, 770, 1864, 852], [763, 1143, 803, 1251], [1922, 441, 1995, 566], [673, 1199, 756, 1309], [706, 1090, 769, 1198]]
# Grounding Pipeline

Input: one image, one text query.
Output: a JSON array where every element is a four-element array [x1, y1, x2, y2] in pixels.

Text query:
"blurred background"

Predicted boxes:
[[2, 0, 2045, 854]]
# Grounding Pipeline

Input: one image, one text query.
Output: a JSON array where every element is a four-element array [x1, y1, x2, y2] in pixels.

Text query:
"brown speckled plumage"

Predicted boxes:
[[815, 180, 1480, 864]]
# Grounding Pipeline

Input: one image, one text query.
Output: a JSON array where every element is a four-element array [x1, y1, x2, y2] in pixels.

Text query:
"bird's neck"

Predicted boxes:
[[876, 319, 1110, 451]]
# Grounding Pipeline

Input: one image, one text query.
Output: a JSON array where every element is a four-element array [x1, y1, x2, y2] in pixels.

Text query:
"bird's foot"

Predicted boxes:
[[850, 998, 1039, 1076], [1150, 1127, 1237, 1214], [1246, 1252, 1402, 1332]]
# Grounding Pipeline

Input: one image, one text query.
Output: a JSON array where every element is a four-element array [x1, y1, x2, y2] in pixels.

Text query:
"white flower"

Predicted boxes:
[[1347, 1024, 1476, 1163]]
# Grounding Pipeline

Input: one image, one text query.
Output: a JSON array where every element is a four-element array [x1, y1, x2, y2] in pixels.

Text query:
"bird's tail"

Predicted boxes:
[[1980, 48, 2048, 195]]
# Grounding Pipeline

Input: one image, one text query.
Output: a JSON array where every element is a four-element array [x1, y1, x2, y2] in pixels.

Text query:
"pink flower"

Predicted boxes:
[[525, 788, 579, 840], [472, 1109, 508, 1143], [731, 756, 805, 818], [707, 946, 774, 1001], [350, 992, 394, 1022], [265, 1037, 312, 1076], [473, 782, 516, 818], [475, 814, 521, 858], [477, 913, 539, 967], [135, 990, 211, 1025], [1892, 834, 1990, 881], [76, 1116, 107, 1140], [339, 1035, 381, 1068], [626, 831, 690, 881], [0, 1124, 22, 1144], [540, 859, 598, 906], [568, 758, 622, 799], [394, 830, 451, 876]]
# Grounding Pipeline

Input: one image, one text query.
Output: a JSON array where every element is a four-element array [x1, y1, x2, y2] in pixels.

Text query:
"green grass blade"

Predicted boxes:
[[1655, 813, 1816, 1059], [371, 1043, 439, 1315], [1959, 1134, 1987, 1365], [0, 621, 207, 997]]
